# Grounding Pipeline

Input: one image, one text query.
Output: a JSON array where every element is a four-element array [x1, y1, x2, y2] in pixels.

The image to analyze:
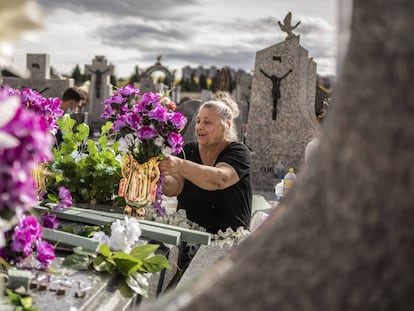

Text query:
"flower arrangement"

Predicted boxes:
[[63, 217, 170, 298], [0, 87, 55, 248], [101, 85, 187, 215], [101, 85, 186, 163]]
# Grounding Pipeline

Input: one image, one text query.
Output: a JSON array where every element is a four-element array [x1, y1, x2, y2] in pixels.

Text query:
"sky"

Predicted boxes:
[[10, 0, 338, 79]]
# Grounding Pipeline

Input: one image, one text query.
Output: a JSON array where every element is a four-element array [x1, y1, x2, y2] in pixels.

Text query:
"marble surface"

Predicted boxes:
[[246, 36, 318, 191]]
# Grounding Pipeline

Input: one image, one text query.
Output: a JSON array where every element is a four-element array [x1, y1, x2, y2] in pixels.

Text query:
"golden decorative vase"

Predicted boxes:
[[33, 162, 47, 200], [118, 154, 160, 219]]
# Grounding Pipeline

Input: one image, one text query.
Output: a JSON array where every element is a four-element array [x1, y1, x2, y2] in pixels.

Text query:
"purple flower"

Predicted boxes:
[[56, 187, 72, 210], [148, 106, 168, 122], [137, 126, 158, 140], [41, 212, 59, 229], [169, 112, 187, 130], [36, 240, 55, 267], [17, 215, 43, 242], [152, 175, 166, 216], [167, 132, 184, 154], [139, 92, 161, 110], [11, 228, 34, 257], [119, 85, 139, 97]]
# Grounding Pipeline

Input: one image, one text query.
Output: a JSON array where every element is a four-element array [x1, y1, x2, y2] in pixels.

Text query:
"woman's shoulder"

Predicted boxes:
[[227, 141, 250, 152], [183, 141, 198, 151]]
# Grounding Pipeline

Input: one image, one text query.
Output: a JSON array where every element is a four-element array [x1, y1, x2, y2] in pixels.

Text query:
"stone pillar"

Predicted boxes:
[[246, 36, 318, 191], [2, 53, 72, 99]]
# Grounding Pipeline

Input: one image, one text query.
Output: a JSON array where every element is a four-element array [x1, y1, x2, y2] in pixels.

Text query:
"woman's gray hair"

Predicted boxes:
[[198, 91, 239, 141]]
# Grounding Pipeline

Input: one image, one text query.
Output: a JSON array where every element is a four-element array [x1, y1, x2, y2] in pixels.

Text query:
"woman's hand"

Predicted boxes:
[[159, 156, 183, 177], [159, 156, 185, 196]]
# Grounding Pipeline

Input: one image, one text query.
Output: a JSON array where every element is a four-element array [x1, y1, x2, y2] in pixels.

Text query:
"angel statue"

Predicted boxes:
[[278, 12, 301, 40]]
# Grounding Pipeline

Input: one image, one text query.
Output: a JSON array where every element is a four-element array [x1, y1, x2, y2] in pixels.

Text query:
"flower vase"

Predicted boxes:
[[118, 154, 160, 219], [33, 162, 47, 200]]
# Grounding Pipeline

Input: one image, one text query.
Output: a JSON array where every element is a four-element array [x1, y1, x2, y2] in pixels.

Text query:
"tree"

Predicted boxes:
[[199, 74, 207, 90], [70, 64, 85, 86], [128, 65, 141, 85], [141, 1, 414, 310]]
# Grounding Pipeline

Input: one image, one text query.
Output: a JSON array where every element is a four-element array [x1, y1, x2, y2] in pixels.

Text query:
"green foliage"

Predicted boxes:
[[6, 289, 38, 311], [46, 115, 123, 205], [128, 65, 141, 84], [62, 243, 170, 297], [71, 64, 86, 86]]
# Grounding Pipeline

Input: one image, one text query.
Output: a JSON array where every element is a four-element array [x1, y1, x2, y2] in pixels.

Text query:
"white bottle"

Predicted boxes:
[[283, 168, 296, 196], [274, 180, 284, 202]]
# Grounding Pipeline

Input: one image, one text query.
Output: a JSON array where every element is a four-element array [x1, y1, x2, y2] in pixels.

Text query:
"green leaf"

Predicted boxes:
[[125, 273, 150, 297], [141, 255, 170, 272], [76, 123, 90, 140], [98, 134, 108, 150], [62, 253, 93, 270], [101, 121, 113, 135], [99, 244, 112, 258], [87, 140, 98, 154], [6, 289, 38, 311], [111, 252, 143, 276], [58, 115, 76, 131], [129, 244, 159, 260], [93, 256, 115, 273]]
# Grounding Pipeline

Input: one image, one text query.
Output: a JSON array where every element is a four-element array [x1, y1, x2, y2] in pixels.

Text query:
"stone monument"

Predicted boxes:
[[246, 13, 318, 191], [84, 55, 114, 134], [138, 56, 179, 103], [2, 53, 72, 98]]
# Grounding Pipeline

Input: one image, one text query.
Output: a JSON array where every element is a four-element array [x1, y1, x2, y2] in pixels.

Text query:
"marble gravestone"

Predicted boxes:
[[84, 55, 114, 134], [2, 53, 72, 98], [246, 20, 318, 191]]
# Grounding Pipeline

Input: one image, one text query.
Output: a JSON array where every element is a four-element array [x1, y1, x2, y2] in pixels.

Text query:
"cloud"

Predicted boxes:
[[13, 0, 337, 77], [37, 0, 199, 19]]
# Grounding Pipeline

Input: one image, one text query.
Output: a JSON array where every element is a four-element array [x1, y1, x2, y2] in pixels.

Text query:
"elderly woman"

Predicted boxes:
[[159, 92, 252, 234]]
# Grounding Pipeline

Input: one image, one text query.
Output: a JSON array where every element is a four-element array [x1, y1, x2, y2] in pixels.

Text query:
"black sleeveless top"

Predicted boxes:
[[177, 141, 252, 233]]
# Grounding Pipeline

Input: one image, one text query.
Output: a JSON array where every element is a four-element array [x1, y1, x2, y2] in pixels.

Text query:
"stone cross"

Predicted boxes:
[[84, 56, 114, 132]]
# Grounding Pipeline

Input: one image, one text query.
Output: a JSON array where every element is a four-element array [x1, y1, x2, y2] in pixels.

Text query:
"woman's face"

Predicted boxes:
[[195, 107, 226, 147]]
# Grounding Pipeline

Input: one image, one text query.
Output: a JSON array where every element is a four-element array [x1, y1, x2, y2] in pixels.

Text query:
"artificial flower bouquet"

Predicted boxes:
[[101, 85, 187, 216]]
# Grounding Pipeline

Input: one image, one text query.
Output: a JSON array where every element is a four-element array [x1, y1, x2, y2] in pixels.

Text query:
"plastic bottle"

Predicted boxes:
[[274, 180, 284, 203], [283, 168, 296, 196]]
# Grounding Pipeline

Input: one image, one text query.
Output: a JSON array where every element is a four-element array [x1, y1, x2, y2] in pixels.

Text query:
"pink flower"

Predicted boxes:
[[168, 132, 184, 154], [11, 228, 34, 257], [169, 112, 187, 130], [148, 106, 168, 122], [41, 212, 59, 230], [56, 187, 72, 210], [137, 126, 158, 140], [36, 240, 55, 267]]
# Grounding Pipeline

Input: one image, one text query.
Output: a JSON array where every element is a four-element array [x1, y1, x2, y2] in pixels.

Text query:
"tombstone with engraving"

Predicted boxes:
[[84, 55, 114, 135], [246, 13, 318, 191], [2, 53, 72, 98]]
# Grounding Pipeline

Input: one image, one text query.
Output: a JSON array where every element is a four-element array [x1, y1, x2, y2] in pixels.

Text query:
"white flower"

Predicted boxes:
[[119, 133, 139, 153], [105, 217, 142, 253], [91, 231, 109, 244], [154, 136, 164, 147], [125, 216, 141, 245], [161, 146, 172, 157]]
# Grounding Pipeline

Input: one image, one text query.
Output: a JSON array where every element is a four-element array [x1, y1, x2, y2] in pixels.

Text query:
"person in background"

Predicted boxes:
[[55, 86, 88, 145], [159, 91, 252, 234], [304, 101, 329, 163], [60, 86, 87, 114]]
